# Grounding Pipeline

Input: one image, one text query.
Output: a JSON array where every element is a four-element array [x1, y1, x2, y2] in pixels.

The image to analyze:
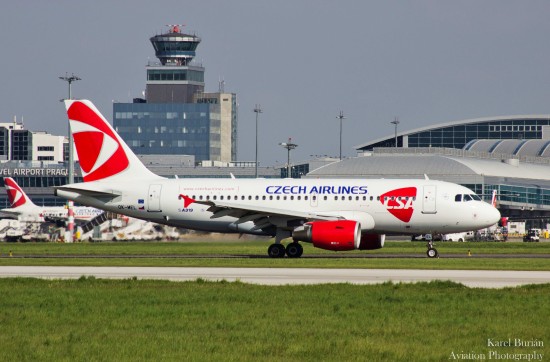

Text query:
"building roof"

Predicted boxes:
[[306, 153, 550, 182], [354, 114, 550, 150], [465, 139, 550, 158]]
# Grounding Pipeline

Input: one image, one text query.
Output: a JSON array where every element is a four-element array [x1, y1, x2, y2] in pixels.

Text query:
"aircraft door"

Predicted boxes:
[[422, 185, 437, 214], [148, 184, 162, 212]]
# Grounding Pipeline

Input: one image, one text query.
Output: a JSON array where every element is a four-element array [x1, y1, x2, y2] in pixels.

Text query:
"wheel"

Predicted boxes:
[[268, 243, 286, 258], [285, 242, 303, 258], [426, 248, 438, 258], [458, 238, 464, 242]]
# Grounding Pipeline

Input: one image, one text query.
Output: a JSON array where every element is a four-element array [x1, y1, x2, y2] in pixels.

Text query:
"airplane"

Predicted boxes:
[[54, 99, 501, 258], [1, 177, 103, 223]]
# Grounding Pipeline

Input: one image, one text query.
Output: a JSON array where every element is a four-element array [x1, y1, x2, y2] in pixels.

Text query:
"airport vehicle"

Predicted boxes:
[[441, 231, 474, 242], [1, 177, 103, 223], [54, 100, 501, 258], [523, 229, 540, 242]]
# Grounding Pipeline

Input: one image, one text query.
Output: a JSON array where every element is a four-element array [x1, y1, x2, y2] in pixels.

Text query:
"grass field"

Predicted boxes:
[[1, 240, 549, 270], [0, 278, 548, 361]]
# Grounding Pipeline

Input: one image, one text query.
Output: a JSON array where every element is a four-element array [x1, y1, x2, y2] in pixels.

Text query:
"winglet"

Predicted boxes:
[[491, 189, 497, 207]]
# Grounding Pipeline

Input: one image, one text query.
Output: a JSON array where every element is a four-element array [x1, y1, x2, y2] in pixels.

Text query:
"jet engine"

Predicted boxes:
[[358, 233, 385, 250], [292, 220, 360, 251]]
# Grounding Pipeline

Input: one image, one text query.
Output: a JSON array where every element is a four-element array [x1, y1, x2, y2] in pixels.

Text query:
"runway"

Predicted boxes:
[[0, 266, 549, 288]]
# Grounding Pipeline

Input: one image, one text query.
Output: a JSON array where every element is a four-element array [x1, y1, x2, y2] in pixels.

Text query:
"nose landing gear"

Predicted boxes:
[[426, 240, 438, 258]]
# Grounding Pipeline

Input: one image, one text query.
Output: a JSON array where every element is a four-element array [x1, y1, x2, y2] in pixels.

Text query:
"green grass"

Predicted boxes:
[[1, 239, 549, 255], [1, 240, 549, 270], [0, 278, 547, 361]]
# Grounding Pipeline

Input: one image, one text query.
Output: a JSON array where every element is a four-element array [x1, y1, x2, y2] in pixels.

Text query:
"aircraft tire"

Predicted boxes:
[[268, 244, 286, 258], [427, 248, 438, 258], [286, 242, 303, 258]]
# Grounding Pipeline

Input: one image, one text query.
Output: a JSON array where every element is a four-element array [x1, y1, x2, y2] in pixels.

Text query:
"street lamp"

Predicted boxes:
[[279, 138, 298, 178], [390, 117, 400, 148], [336, 111, 346, 160], [253, 104, 262, 178], [59, 73, 81, 243]]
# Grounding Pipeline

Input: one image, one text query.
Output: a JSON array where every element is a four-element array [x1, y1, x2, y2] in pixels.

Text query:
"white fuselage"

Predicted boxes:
[[56, 178, 500, 236], [1, 205, 103, 223]]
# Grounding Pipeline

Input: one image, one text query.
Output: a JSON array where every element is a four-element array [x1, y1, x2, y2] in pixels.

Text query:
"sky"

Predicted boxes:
[[2, 1, 550, 167]]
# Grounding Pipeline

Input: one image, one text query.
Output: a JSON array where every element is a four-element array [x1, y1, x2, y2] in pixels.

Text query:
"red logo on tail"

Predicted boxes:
[[380, 187, 417, 222], [67, 101, 129, 182], [4, 178, 26, 207]]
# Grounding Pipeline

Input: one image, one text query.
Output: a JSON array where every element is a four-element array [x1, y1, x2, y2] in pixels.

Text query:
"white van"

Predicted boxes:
[[442, 231, 474, 242]]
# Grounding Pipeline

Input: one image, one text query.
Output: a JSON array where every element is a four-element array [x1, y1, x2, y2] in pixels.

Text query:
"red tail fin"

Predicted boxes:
[[64, 100, 160, 182], [491, 189, 497, 207], [4, 177, 30, 208]]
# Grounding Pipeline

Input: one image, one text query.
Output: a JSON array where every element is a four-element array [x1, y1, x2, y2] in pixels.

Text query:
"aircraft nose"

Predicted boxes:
[[486, 204, 501, 225]]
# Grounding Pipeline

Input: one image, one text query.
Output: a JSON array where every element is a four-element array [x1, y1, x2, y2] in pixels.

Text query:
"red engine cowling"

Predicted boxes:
[[292, 220, 360, 251], [358, 233, 385, 250]]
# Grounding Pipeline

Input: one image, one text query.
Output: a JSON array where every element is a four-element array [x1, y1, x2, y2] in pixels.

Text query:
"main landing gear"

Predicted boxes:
[[426, 240, 438, 258], [267, 229, 303, 258], [267, 242, 303, 258]]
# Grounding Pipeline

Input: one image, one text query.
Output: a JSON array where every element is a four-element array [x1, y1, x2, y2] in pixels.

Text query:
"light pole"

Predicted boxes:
[[279, 138, 298, 178], [390, 117, 400, 148], [59, 73, 81, 243], [336, 111, 346, 160], [253, 104, 262, 178]]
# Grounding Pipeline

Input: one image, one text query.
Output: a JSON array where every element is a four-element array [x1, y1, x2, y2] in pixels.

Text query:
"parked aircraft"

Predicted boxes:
[[1, 177, 103, 223], [55, 100, 500, 257]]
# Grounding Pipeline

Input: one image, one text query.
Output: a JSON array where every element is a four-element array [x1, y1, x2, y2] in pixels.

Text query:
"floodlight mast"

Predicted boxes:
[[59, 73, 81, 243], [253, 104, 262, 178], [391, 117, 400, 148], [336, 111, 346, 160], [279, 138, 298, 178]]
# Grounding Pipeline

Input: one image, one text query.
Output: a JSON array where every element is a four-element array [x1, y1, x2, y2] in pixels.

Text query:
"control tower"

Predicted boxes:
[[146, 25, 205, 103]]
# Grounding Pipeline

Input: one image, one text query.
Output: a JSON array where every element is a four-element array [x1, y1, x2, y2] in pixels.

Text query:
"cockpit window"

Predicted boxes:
[[456, 193, 482, 202]]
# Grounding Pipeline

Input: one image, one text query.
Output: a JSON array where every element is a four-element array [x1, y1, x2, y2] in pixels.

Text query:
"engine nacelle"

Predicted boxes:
[[292, 220, 360, 251], [358, 233, 385, 250]]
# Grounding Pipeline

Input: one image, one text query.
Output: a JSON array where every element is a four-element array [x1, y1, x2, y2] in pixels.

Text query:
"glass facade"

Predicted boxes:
[[11, 130, 32, 160], [0, 128, 7, 158], [147, 69, 204, 82], [363, 118, 550, 150], [113, 103, 212, 162]]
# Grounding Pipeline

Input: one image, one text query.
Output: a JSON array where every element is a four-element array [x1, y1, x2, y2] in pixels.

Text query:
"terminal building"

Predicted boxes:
[[0, 120, 67, 162], [113, 25, 237, 163]]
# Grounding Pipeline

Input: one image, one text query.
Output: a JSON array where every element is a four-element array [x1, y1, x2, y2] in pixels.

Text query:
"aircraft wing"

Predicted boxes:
[[186, 197, 367, 231]]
